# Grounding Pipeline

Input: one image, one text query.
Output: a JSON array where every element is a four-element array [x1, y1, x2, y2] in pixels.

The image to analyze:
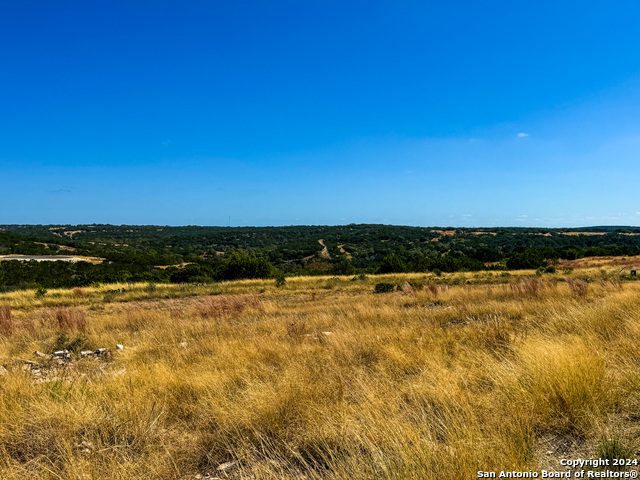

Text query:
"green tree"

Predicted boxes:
[[379, 254, 406, 273]]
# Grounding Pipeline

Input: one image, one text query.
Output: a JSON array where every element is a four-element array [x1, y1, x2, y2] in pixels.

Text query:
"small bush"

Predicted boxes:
[[374, 282, 395, 294], [35, 286, 47, 298], [426, 284, 439, 296], [0, 305, 14, 337], [103, 288, 126, 303], [324, 277, 341, 289], [50, 333, 91, 355], [275, 272, 286, 288], [72, 287, 87, 297], [56, 308, 87, 331]]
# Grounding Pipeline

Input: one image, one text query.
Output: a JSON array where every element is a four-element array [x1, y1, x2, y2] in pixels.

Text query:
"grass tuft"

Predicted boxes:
[[56, 307, 87, 331], [0, 305, 14, 337]]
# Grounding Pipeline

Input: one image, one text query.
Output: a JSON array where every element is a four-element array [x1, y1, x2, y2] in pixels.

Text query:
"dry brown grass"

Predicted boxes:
[[0, 305, 13, 337], [509, 277, 544, 297], [286, 320, 307, 342], [425, 283, 439, 296], [55, 307, 87, 331], [72, 287, 87, 297], [0, 273, 639, 478], [567, 278, 589, 297], [195, 293, 262, 318]]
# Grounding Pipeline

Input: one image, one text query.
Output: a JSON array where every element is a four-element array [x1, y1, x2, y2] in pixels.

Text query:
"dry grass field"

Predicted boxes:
[[1, 269, 640, 479]]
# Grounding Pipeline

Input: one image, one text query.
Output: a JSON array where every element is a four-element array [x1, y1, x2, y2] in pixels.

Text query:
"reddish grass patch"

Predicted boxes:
[[0, 305, 14, 337], [196, 294, 262, 318], [400, 282, 415, 295], [426, 284, 439, 296], [56, 308, 87, 331], [72, 287, 87, 297], [567, 278, 588, 297], [509, 278, 543, 297]]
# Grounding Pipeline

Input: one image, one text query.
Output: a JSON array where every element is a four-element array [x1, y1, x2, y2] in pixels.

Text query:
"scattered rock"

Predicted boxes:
[[116, 344, 124, 350], [52, 350, 71, 362], [75, 440, 94, 454], [34, 376, 62, 384], [217, 461, 238, 472], [3, 346, 120, 384]]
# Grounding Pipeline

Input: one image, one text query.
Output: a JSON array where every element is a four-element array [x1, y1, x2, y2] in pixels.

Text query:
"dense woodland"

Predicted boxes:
[[2, 224, 640, 290]]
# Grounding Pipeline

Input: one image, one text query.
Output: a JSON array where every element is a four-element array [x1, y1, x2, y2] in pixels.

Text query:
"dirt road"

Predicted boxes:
[[318, 239, 331, 259]]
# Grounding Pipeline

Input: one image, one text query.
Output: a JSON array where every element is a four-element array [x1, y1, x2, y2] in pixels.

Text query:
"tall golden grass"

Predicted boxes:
[[0, 271, 638, 478]]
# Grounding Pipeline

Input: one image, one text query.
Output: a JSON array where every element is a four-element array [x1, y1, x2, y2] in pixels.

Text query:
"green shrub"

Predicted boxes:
[[379, 254, 406, 273], [324, 277, 341, 289], [374, 282, 395, 293], [597, 437, 635, 470]]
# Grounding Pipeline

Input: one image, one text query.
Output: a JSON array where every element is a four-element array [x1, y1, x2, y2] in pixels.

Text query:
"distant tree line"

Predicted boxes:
[[1, 224, 640, 289]]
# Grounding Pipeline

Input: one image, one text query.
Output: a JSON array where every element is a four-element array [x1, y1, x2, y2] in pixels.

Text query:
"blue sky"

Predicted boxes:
[[2, 1, 640, 227]]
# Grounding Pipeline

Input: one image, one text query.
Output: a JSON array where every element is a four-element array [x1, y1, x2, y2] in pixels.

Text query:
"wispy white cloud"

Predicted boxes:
[[517, 133, 529, 137]]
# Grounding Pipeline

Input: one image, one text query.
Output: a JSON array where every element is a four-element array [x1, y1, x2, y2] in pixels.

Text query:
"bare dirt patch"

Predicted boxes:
[[337, 244, 352, 259], [318, 239, 331, 259], [558, 255, 640, 269]]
